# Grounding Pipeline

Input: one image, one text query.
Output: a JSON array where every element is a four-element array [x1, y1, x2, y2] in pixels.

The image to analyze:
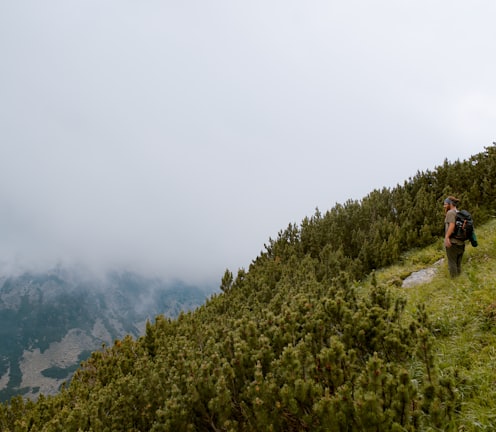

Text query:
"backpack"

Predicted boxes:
[[452, 209, 474, 242]]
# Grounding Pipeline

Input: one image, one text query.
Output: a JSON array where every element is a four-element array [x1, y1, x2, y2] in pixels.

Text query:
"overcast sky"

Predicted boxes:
[[0, 1, 494, 284]]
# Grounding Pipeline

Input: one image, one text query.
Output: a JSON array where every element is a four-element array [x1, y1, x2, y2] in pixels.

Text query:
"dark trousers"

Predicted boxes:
[[446, 243, 465, 277]]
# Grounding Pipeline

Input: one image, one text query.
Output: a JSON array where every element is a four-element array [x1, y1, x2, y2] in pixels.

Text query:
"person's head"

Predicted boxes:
[[443, 196, 459, 213]]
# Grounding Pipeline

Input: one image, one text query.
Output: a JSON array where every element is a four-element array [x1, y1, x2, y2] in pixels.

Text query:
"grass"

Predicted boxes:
[[372, 218, 496, 431]]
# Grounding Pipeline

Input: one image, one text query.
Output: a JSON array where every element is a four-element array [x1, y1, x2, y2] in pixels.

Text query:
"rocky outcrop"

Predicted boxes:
[[402, 259, 444, 288]]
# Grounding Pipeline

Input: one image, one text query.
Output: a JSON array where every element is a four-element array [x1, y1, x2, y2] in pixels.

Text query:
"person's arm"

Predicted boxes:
[[445, 221, 455, 247]]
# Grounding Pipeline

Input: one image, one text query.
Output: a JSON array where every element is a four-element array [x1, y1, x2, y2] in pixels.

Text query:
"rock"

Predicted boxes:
[[402, 259, 444, 288]]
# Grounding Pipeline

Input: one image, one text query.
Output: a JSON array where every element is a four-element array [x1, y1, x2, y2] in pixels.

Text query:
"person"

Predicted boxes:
[[443, 196, 465, 277]]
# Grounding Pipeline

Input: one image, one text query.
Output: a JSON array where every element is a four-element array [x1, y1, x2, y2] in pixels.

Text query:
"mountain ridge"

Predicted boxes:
[[0, 268, 214, 401]]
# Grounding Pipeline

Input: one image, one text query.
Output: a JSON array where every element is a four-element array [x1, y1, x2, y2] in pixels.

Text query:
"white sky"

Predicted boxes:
[[0, 1, 494, 284]]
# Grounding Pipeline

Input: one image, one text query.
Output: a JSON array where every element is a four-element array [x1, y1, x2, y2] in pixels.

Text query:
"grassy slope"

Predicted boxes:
[[372, 218, 496, 430]]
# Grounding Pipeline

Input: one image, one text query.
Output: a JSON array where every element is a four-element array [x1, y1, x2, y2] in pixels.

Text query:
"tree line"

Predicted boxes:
[[267, 143, 496, 282]]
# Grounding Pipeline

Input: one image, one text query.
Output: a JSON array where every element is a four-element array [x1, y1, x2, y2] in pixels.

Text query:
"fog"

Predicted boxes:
[[1, 1, 494, 284]]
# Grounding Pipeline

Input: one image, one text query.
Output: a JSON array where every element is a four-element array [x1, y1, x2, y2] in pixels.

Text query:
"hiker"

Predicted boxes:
[[443, 196, 465, 277]]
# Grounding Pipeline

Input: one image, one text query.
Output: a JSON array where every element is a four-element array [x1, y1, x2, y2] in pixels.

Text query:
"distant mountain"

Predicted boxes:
[[0, 267, 214, 401]]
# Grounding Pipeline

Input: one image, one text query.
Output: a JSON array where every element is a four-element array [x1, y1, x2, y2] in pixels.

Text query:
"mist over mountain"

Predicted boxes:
[[1, 1, 491, 290], [0, 266, 215, 402]]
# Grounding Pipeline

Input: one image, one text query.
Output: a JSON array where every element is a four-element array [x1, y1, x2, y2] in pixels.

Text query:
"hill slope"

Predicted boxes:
[[1, 146, 496, 431], [5, 230, 495, 430], [374, 218, 496, 429]]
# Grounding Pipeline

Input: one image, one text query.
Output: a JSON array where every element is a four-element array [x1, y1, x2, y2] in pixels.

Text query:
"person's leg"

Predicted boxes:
[[456, 244, 465, 275], [446, 245, 461, 277]]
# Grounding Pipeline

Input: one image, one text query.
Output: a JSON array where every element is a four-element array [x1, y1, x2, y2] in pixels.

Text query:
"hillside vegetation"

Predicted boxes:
[[374, 218, 496, 430], [1, 145, 496, 431]]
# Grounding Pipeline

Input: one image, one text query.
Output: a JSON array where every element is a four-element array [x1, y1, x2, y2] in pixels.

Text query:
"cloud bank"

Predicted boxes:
[[0, 1, 494, 283]]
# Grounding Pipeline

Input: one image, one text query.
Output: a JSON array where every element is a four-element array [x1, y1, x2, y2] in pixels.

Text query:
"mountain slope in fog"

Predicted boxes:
[[0, 267, 213, 401]]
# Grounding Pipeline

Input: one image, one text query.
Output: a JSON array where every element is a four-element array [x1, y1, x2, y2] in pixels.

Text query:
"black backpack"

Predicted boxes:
[[452, 209, 474, 242]]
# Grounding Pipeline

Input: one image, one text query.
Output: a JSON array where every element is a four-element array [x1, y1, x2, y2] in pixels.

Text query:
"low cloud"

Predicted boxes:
[[0, 1, 493, 283]]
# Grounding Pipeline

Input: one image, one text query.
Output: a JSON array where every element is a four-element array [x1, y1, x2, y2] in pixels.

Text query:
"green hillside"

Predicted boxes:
[[1, 145, 496, 431], [373, 219, 496, 430]]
